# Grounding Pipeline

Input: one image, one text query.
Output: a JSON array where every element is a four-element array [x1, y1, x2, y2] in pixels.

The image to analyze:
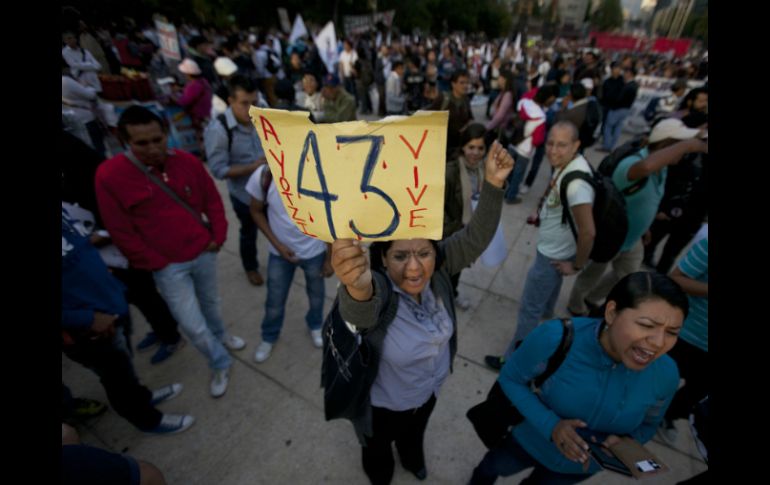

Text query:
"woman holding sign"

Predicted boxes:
[[331, 140, 514, 484], [468, 272, 687, 484]]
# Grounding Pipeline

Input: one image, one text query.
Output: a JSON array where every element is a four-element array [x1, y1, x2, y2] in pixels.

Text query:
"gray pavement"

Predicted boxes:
[[62, 102, 707, 484]]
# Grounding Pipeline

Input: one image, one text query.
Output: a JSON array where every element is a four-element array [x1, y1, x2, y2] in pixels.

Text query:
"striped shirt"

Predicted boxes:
[[678, 238, 708, 352]]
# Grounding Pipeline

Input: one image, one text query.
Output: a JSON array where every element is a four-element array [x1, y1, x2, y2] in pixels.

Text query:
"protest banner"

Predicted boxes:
[[249, 108, 449, 242], [624, 76, 706, 134], [155, 20, 181, 62]]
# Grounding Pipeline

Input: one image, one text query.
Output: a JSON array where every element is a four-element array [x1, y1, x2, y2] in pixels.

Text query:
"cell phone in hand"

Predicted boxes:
[[587, 441, 632, 476]]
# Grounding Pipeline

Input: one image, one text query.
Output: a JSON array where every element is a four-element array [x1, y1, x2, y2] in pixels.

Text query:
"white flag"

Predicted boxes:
[[513, 33, 523, 64], [499, 38, 509, 58], [290, 14, 309, 44], [314, 21, 338, 74]]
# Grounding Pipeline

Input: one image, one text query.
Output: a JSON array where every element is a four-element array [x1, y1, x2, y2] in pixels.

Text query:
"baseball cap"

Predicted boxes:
[[322, 73, 340, 87], [648, 118, 701, 144]]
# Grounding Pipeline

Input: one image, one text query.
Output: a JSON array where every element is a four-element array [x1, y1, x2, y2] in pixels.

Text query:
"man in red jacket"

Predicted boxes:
[[95, 106, 245, 399]]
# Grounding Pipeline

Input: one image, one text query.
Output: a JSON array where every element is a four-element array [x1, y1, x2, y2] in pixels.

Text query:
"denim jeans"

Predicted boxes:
[[505, 148, 530, 202], [470, 433, 591, 485], [261, 251, 326, 343], [506, 251, 568, 357], [602, 107, 630, 151], [230, 195, 259, 273], [153, 251, 232, 370]]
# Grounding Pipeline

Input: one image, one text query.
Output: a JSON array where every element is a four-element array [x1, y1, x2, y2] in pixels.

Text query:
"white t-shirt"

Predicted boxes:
[[537, 155, 595, 260], [244, 165, 327, 260], [339, 49, 358, 78]]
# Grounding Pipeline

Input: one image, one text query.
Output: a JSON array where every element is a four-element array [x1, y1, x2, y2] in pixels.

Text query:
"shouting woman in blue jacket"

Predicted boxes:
[[470, 271, 688, 484]]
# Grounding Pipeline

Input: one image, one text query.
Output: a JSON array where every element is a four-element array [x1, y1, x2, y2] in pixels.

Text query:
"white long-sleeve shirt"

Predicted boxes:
[[62, 45, 103, 92]]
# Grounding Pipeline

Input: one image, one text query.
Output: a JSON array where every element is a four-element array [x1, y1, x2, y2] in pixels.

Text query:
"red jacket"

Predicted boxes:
[[95, 149, 228, 271]]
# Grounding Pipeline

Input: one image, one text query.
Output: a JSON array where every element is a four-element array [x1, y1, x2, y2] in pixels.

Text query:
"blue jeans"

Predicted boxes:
[[602, 108, 630, 151], [505, 148, 530, 202], [153, 251, 232, 370], [261, 251, 326, 343], [506, 251, 569, 357], [230, 195, 259, 272], [470, 434, 591, 485]]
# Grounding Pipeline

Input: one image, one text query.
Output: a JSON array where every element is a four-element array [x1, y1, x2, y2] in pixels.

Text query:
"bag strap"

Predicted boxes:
[[217, 113, 233, 152], [532, 318, 574, 389], [124, 151, 211, 231], [559, 169, 596, 239]]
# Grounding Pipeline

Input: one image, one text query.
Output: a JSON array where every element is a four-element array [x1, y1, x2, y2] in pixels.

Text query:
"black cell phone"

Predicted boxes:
[[587, 441, 632, 477]]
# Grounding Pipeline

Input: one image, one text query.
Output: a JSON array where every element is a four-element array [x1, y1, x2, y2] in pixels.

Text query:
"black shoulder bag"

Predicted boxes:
[[466, 318, 575, 449], [321, 277, 399, 422]]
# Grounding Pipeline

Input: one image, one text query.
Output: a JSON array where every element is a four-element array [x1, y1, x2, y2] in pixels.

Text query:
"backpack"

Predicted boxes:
[[560, 165, 629, 263], [321, 273, 399, 422], [643, 96, 661, 123], [466, 319, 574, 450], [596, 138, 648, 197]]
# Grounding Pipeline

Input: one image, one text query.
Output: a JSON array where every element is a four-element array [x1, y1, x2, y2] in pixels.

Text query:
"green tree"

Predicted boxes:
[[591, 0, 623, 32]]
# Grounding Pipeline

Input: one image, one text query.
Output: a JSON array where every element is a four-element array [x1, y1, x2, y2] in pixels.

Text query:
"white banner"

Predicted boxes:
[[289, 14, 308, 43], [155, 20, 181, 62], [343, 10, 395, 36], [314, 21, 338, 74]]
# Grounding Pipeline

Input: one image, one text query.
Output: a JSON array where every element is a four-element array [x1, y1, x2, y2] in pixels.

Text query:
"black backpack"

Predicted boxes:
[[597, 138, 648, 197], [466, 319, 574, 450], [560, 165, 628, 264]]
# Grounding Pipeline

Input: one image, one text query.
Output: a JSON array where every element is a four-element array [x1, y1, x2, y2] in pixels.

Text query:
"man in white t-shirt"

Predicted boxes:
[[246, 165, 333, 363], [485, 121, 596, 369]]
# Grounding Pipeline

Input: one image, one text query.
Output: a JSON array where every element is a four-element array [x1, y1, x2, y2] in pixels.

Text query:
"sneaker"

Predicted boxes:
[[223, 334, 246, 351], [484, 355, 505, 371], [137, 332, 159, 352], [455, 295, 471, 311], [254, 341, 273, 363], [146, 414, 195, 434], [150, 340, 186, 365], [520, 185, 531, 195], [210, 369, 229, 398], [151, 383, 184, 406], [246, 270, 264, 286], [71, 398, 107, 419], [310, 329, 323, 348]]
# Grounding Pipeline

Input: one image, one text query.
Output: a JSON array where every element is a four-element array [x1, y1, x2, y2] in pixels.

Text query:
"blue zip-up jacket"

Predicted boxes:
[[500, 318, 679, 474], [61, 209, 128, 331]]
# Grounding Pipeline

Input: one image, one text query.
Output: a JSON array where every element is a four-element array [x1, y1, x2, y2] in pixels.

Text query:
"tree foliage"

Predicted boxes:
[[590, 0, 623, 32]]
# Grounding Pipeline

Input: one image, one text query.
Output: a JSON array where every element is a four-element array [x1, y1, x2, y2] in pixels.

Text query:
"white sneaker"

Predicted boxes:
[[520, 185, 531, 195], [254, 341, 273, 363], [210, 369, 229, 398], [223, 334, 246, 351], [151, 383, 184, 406], [310, 329, 323, 348]]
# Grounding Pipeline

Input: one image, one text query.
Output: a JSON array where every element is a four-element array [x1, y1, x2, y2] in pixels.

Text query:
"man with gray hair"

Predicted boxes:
[[485, 121, 596, 370]]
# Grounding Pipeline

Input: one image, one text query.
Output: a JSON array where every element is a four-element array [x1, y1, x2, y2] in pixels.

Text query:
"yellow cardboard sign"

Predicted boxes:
[[249, 108, 448, 242]]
